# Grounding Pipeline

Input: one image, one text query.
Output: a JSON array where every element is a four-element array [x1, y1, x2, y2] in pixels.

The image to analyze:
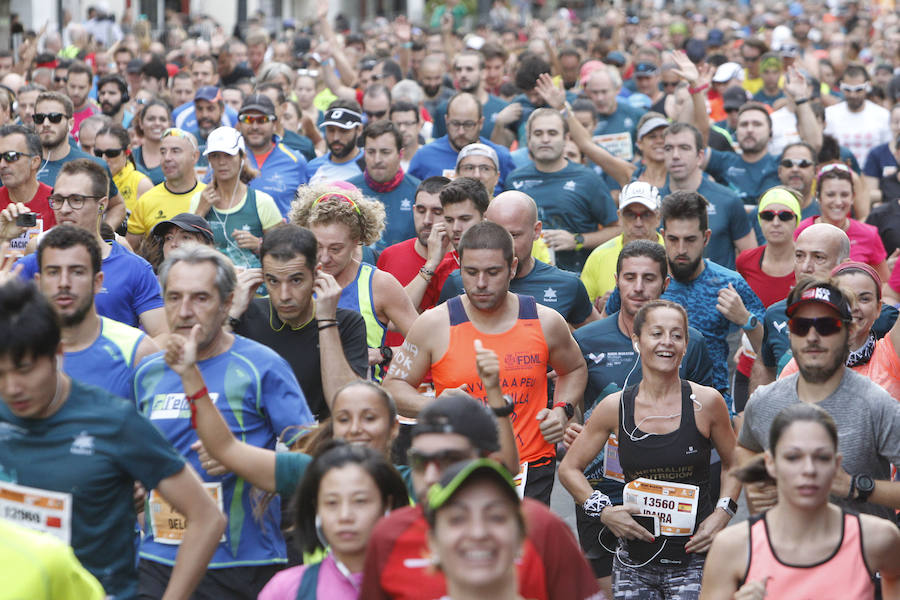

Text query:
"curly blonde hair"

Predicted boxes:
[[290, 183, 386, 246]]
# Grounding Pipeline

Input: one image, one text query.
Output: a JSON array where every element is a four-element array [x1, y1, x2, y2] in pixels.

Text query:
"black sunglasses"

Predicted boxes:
[[365, 110, 388, 120], [788, 316, 846, 337], [759, 210, 796, 222], [407, 447, 473, 472], [0, 150, 35, 163], [33, 112, 66, 124], [94, 148, 126, 158], [780, 158, 814, 169], [54, 76, 67, 83]]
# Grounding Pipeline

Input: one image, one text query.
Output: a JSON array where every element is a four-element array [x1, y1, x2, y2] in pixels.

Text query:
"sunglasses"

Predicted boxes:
[[780, 158, 813, 169], [48, 194, 103, 210], [365, 110, 387, 120], [54, 76, 67, 83], [94, 148, 126, 158], [33, 112, 66, 124], [238, 114, 275, 125], [788, 316, 846, 337], [759, 209, 796, 222], [407, 448, 473, 472], [0, 150, 34, 163], [839, 82, 870, 93]]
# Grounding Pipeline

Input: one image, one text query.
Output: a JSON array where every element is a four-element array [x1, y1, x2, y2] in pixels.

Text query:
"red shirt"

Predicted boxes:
[[360, 501, 601, 600], [735, 245, 795, 308], [0, 183, 55, 253]]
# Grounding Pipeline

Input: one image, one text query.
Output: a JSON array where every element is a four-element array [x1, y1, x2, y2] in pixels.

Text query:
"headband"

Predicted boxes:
[[312, 192, 361, 214]]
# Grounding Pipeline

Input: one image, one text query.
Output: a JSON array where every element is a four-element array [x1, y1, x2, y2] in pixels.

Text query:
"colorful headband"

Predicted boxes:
[[832, 261, 882, 301], [312, 192, 361, 215]]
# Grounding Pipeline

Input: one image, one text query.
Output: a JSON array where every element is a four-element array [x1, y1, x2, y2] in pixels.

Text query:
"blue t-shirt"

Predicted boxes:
[[305, 151, 365, 185], [407, 136, 515, 195], [132, 146, 165, 185], [862, 142, 898, 181], [0, 379, 185, 599], [135, 335, 313, 568], [439, 259, 594, 325], [37, 146, 120, 199], [17, 240, 163, 328], [346, 173, 420, 252], [705, 148, 781, 205], [505, 162, 617, 272], [63, 317, 146, 404], [432, 94, 509, 140]]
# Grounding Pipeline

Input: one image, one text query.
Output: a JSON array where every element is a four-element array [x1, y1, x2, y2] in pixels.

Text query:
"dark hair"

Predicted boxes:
[[770, 403, 838, 454], [255, 82, 285, 105], [364, 83, 392, 104], [361, 119, 403, 150], [259, 223, 318, 269], [0, 123, 41, 156], [38, 224, 102, 276], [454, 50, 485, 70], [327, 98, 363, 113], [95, 123, 133, 166], [616, 239, 667, 280], [742, 38, 769, 56], [293, 441, 409, 554], [779, 141, 816, 164], [97, 74, 129, 99], [842, 63, 869, 82], [446, 92, 483, 121], [36, 91, 74, 118], [417, 175, 451, 199], [571, 99, 597, 121], [661, 190, 709, 232], [439, 176, 490, 214], [140, 60, 169, 84], [664, 121, 704, 153], [737, 101, 772, 134], [817, 163, 854, 192], [632, 299, 689, 339], [558, 46, 581, 61], [378, 59, 403, 83], [191, 54, 216, 70], [458, 221, 514, 267], [480, 42, 508, 62], [390, 100, 420, 122], [65, 61, 93, 82], [59, 158, 108, 198], [0, 279, 61, 363], [515, 54, 551, 91], [134, 99, 172, 138]]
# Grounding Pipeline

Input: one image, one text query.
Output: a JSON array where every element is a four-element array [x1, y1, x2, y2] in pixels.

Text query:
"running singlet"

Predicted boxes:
[[338, 262, 389, 380], [743, 511, 875, 599], [63, 316, 146, 403], [431, 294, 552, 465]]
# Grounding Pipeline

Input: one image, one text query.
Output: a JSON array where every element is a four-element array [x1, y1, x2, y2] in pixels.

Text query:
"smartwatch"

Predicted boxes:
[[379, 346, 393, 367], [492, 395, 515, 417], [742, 313, 759, 331], [716, 496, 738, 517], [854, 474, 875, 502], [554, 401, 575, 420], [573, 233, 585, 251]]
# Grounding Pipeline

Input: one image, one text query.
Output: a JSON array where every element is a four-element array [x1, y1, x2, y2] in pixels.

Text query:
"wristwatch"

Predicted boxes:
[[742, 313, 759, 331], [716, 497, 738, 517], [379, 346, 393, 367], [573, 233, 585, 251], [492, 395, 515, 417], [554, 401, 575, 420], [854, 474, 875, 502]]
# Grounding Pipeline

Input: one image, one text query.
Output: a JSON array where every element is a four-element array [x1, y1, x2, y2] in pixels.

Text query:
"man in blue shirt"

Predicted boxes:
[[585, 66, 646, 161], [134, 244, 314, 599], [173, 57, 239, 132], [347, 120, 421, 252], [0, 278, 224, 600], [504, 108, 619, 272], [306, 101, 366, 185], [409, 92, 515, 194], [432, 50, 509, 140]]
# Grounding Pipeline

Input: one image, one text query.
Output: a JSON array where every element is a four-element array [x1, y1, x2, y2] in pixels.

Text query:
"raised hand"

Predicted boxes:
[[535, 72, 566, 111], [474, 339, 500, 391], [668, 50, 699, 86], [313, 268, 342, 320], [164, 324, 201, 376]]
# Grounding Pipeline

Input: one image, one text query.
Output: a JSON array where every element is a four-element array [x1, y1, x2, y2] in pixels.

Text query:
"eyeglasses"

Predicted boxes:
[[48, 194, 103, 210], [94, 148, 126, 158], [780, 158, 813, 169], [759, 209, 796, 222], [407, 447, 474, 472], [238, 113, 275, 124], [788, 316, 846, 337], [458, 163, 496, 175], [33, 112, 66, 124], [839, 82, 870, 93], [0, 151, 35, 163], [447, 120, 479, 131], [364, 110, 388, 120]]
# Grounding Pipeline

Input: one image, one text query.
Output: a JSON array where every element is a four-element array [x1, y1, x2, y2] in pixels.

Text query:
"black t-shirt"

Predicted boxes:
[[866, 198, 900, 256], [234, 299, 369, 420], [220, 64, 256, 87]]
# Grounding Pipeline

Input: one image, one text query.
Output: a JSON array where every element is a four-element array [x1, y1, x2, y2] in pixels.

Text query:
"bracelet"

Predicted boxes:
[[318, 322, 339, 331], [688, 83, 710, 95], [184, 386, 208, 429], [794, 97, 810, 105], [582, 489, 613, 518], [420, 266, 435, 276], [317, 318, 338, 323], [419, 266, 434, 282]]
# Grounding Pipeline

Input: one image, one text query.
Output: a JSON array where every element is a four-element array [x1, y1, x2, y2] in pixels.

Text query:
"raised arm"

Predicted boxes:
[[784, 66, 823, 153], [315, 270, 366, 410], [669, 51, 712, 147]]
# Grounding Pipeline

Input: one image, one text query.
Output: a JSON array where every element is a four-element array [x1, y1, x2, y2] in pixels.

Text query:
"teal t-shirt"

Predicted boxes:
[[432, 94, 509, 140], [37, 146, 120, 199], [347, 173, 420, 252], [505, 162, 617, 272], [705, 148, 781, 206], [593, 101, 646, 158], [0, 379, 185, 599]]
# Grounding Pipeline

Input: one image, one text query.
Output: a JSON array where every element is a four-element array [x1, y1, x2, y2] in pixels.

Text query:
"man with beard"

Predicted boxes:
[[96, 74, 132, 128], [825, 64, 891, 166], [35, 225, 157, 401], [737, 277, 900, 521], [751, 141, 821, 243], [347, 120, 420, 251], [174, 56, 239, 133], [408, 93, 514, 194], [190, 86, 227, 148], [33, 92, 125, 229], [432, 50, 508, 140], [305, 100, 364, 186], [0, 125, 55, 253], [65, 62, 98, 141], [418, 54, 453, 118]]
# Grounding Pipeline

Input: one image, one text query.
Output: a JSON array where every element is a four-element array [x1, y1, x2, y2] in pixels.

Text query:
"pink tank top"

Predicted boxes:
[[744, 511, 874, 599]]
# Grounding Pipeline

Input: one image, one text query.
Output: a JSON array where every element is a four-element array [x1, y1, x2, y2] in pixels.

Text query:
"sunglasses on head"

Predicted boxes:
[[33, 112, 66, 124], [759, 209, 796, 222], [780, 158, 813, 169], [817, 162, 852, 180], [407, 447, 473, 472], [94, 148, 126, 159], [238, 113, 274, 125], [0, 150, 34, 163], [788, 316, 846, 337]]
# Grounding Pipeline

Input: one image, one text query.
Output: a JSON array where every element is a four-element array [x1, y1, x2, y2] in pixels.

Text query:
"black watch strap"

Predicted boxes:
[[492, 395, 515, 417]]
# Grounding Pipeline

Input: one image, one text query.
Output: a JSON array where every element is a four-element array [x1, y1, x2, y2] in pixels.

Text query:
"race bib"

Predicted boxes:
[[7, 217, 43, 257], [442, 168, 457, 179], [623, 477, 699, 536], [148, 482, 225, 545], [593, 132, 634, 161], [512, 462, 528, 500], [0, 481, 72, 544], [602, 434, 625, 483]]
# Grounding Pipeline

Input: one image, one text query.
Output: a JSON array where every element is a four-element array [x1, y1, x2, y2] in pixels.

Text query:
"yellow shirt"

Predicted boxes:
[[580, 233, 665, 303], [127, 181, 207, 236], [113, 161, 150, 215], [532, 238, 552, 264]]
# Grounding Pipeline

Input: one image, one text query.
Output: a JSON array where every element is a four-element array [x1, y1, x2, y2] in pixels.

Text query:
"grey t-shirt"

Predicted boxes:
[[739, 369, 900, 521]]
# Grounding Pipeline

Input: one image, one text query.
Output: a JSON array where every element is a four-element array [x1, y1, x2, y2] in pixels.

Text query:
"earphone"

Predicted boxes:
[[633, 342, 640, 354]]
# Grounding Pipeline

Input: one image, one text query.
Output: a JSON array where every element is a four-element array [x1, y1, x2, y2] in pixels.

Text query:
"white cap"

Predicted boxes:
[[455, 143, 499, 171], [203, 127, 246, 156], [712, 62, 745, 83], [619, 181, 661, 211]]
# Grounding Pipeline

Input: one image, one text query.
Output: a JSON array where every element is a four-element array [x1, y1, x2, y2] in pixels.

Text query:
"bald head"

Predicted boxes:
[[794, 223, 850, 278], [486, 191, 541, 269]]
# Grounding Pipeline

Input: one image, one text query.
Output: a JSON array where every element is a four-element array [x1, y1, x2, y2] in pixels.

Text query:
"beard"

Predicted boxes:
[[422, 83, 442, 97], [100, 98, 124, 116], [59, 296, 94, 327], [668, 254, 703, 282], [796, 342, 849, 383], [328, 133, 358, 158]]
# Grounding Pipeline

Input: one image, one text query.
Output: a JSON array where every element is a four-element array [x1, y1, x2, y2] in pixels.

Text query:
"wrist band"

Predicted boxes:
[[688, 83, 709, 95], [317, 318, 338, 323], [184, 386, 208, 429], [794, 97, 810, 105], [583, 489, 613, 518], [318, 322, 339, 331], [419, 266, 434, 282]]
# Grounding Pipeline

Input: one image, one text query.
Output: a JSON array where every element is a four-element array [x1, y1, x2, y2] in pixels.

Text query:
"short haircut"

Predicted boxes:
[[361, 119, 403, 150], [36, 91, 74, 117], [664, 121, 704, 153], [0, 279, 61, 362], [260, 223, 318, 269], [742, 38, 769, 56], [526, 107, 568, 136], [158, 244, 237, 302], [616, 239, 667, 280], [59, 158, 108, 197], [737, 101, 772, 133], [141, 60, 169, 83], [558, 46, 581, 61], [416, 175, 451, 199], [391, 80, 425, 106], [171, 70, 192, 83], [390, 100, 420, 122], [446, 92, 482, 120], [842, 63, 869, 82], [97, 73, 129, 97], [65, 61, 93, 81], [258, 62, 295, 87], [0, 123, 41, 156], [255, 81, 285, 105], [364, 83, 392, 104], [779, 141, 816, 163], [661, 190, 709, 232], [192, 54, 216, 70], [571, 99, 597, 121], [327, 97, 363, 113], [480, 42, 508, 62], [38, 224, 102, 275], [18, 83, 46, 96], [514, 54, 551, 91], [378, 59, 403, 83], [458, 220, 515, 267], [454, 50, 485, 70], [439, 177, 490, 214]]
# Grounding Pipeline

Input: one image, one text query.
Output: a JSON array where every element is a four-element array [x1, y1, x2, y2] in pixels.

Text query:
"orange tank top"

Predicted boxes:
[[743, 511, 875, 599], [431, 295, 551, 464]]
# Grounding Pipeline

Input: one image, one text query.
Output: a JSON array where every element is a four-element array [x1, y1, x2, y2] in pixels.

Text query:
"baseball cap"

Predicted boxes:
[[239, 93, 276, 117], [634, 62, 659, 77], [786, 282, 852, 321], [411, 392, 500, 454], [424, 459, 518, 523], [203, 126, 245, 156], [707, 28, 725, 46], [713, 62, 744, 84], [619, 181, 661, 212], [150, 213, 214, 243], [637, 116, 669, 140], [603, 52, 626, 67], [194, 85, 222, 103], [669, 21, 689, 35], [722, 86, 749, 110], [321, 106, 363, 129], [456, 143, 499, 171], [126, 58, 143, 74]]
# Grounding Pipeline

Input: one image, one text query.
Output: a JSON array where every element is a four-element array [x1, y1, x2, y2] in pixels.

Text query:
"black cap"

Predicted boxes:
[[786, 283, 852, 321], [126, 58, 143, 74], [412, 392, 500, 454], [239, 93, 276, 117], [150, 213, 214, 243], [723, 86, 749, 110]]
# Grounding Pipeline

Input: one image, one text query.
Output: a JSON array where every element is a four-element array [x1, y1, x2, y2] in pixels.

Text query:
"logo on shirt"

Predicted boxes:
[[588, 352, 606, 364], [706, 203, 717, 216], [504, 352, 543, 370], [685, 445, 697, 455], [401, 198, 411, 211], [563, 180, 576, 191], [156, 210, 165, 219], [511, 179, 541, 191], [624, 118, 634, 128], [543, 287, 558, 302], [70, 431, 95, 456], [773, 320, 787, 333]]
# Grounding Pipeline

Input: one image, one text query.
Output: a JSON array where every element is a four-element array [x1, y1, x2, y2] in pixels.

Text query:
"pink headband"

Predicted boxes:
[[832, 261, 882, 301]]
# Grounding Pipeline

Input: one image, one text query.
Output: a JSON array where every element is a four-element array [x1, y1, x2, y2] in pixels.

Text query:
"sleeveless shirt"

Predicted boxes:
[[338, 262, 388, 380], [431, 294, 552, 465]]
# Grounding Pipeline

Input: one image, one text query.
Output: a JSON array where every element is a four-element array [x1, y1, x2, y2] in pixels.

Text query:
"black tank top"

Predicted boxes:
[[616, 380, 713, 563]]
